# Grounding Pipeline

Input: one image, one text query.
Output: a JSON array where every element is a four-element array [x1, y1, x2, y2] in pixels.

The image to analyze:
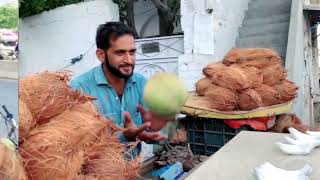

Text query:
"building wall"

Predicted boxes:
[[285, 0, 313, 125], [19, 0, 119, 77], [135, 35, 183, 80], [179, 0, 250, 91]]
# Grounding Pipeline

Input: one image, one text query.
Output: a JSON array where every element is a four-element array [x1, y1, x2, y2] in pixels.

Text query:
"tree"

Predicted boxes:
[[112, 0, 138, 37], [19, 0, 180, 36], [0, 5, 18, 29], [113, 0, 180, 37], [150, 0, 180, 36]]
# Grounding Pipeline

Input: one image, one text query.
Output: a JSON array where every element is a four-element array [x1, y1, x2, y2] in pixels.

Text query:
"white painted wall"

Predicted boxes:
[[0, 0, 16, 7], [19, 0, 119, 77], [285, 0, 313, 125], [135, 35, 183, 79], [178, 0, 250, 91]]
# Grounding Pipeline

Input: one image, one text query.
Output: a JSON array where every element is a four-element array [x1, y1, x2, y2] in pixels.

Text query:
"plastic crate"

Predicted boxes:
[[183, 116, 253, 156]]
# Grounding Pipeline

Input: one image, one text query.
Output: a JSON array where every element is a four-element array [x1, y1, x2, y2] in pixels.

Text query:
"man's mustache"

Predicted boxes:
[[119, 64, 134, 68]]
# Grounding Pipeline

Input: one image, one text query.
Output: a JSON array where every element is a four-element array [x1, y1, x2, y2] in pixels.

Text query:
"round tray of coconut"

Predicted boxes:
[[181, 92, 293, 119]]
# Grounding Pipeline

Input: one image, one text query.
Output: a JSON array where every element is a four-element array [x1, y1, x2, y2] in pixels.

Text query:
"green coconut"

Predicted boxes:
[[143, 73, 188, 116]]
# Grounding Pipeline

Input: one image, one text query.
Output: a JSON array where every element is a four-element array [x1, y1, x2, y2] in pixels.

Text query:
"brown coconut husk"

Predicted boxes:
[[238, 89, 262, 111], [0, 142, 27, 180], [202, 62, 226, 78], [19, 71, 95, 125], [204, 84, 239, 111], [269, 114, 309, 133], [232, 65, 263, 88], [237, 56, 281, 69], [273, 80, 298, 103], [75, 175, 97, 180], [19, 102, 115, 180], [172, 128, 187, 144], [223, 48, 282, 68], [209, 66, 252, 92], [81, 138, 140, 180], [195, 78, 212, 96], [254, 85, 281, 107], [262, 64, 288, 86], [19, 99, 35, 144]]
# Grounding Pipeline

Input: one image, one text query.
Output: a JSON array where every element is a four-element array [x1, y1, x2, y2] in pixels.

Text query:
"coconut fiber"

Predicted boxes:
[[238, 89, 262, 111], [209, 66, 252, 92], [202, 62, 226, 78], [269, 114, 309, 133], [19, 102, 110, 180], [223, 48, 282, 68], [232, 65, 263, 88], [254, 85, 281, 107], [81, 138, 139, 180], [262, 64, 288, 86], [19, 71, 95, 125], [273, 80, 298, 103], [204, 84, 239, 111], [18, 72, 140, 180], [18, 99, 35, 144], [197, 48, 298, 111], [195, 78, 212, 96]]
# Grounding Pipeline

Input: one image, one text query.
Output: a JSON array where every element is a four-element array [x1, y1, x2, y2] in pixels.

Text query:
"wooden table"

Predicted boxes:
[[185, 131, 320, 180], [181, 92, 293, 119]]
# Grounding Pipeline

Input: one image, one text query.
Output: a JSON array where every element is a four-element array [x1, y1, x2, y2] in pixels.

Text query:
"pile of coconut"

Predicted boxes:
[[195, 48, 298, 111], [18, 71, 140, 180]]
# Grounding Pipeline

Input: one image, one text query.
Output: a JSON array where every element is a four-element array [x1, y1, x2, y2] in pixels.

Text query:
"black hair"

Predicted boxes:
[[95, 21, 136, 50]]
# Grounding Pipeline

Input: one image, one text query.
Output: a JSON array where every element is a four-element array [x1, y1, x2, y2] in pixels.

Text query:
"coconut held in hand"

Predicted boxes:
[[143, 73, 188, 116]]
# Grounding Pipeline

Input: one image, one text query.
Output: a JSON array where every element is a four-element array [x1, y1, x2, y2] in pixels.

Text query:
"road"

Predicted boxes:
[[0, 78, 18, 142]]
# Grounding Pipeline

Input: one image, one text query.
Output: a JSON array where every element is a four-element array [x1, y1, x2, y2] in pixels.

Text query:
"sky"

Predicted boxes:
[[0, 0, 17, 7]]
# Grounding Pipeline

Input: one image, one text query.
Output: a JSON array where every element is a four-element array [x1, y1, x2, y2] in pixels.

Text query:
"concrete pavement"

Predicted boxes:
[[0, 60, 18, 79]]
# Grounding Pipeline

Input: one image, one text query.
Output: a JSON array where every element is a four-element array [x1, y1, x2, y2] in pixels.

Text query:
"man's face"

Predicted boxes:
[[103, 34, 136, 78]]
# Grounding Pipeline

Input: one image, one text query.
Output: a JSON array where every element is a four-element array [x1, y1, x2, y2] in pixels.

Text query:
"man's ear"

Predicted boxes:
[[96, 49, 106, 63]]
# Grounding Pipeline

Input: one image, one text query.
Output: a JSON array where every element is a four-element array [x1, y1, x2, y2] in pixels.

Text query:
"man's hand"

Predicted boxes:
[[122, 112, 168, 142], [137, 104, 175, 131]]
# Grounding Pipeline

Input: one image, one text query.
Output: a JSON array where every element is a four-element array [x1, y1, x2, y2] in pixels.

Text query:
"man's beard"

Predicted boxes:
[[104, 57, 134, 79]]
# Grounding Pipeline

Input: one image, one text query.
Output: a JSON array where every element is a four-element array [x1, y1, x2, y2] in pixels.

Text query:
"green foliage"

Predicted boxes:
[[167, 0, 181, 33], [112, 0, 128, 24], [0, 5, 18, 29], [19, 0, 84, 18]]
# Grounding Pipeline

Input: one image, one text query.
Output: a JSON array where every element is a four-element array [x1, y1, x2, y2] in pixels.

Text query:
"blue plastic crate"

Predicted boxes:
[[183, 116, 253, 156]]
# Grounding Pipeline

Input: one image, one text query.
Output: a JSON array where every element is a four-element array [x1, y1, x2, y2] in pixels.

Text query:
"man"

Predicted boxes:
[[70, 22, 172, 156]]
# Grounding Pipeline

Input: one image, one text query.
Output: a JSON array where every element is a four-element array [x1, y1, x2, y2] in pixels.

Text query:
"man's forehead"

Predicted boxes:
[[110, 34, 134, 43], [110, 35, 135, 49]]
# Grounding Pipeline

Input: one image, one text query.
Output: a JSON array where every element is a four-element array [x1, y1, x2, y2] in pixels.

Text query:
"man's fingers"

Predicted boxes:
[[134, 122, 151, 135], [139, 131, 158, 140], [154, 134, 168, 141], [123, 112, 134, 128], [139, 131, 168, 142], [137, 104, 145, 115], [137, 104, 151, 121]]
